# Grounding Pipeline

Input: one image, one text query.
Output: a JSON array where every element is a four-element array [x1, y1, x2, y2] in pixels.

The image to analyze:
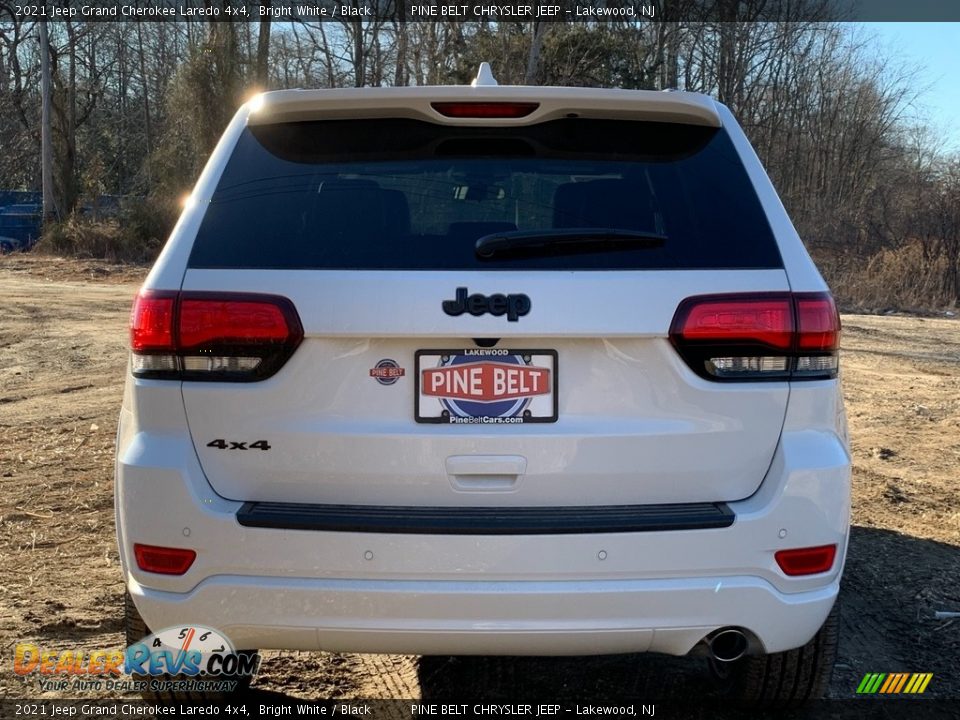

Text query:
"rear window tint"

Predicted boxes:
[[188, 119, 782, 270]]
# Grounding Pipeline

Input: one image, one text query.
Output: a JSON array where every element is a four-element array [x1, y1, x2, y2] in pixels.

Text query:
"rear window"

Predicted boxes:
[[188, 118, 782, 270]]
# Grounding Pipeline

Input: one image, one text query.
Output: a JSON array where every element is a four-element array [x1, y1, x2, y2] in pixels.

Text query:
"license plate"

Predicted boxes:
[[415, 349, 558, 424]]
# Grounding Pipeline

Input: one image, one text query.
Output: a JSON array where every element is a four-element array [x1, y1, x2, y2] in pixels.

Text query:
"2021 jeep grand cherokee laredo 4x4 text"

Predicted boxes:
[[116, 66, 849, 705]]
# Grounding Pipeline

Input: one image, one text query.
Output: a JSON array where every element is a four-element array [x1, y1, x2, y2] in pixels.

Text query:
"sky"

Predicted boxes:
[[861, 23, 960, 153]]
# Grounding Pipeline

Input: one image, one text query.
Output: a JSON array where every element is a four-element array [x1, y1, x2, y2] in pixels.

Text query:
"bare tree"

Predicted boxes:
[[256, 1, 272, 87], [39, 19, 55, 220]]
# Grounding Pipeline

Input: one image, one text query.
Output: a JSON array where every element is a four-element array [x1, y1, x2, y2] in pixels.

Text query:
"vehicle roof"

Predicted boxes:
[[247, 85, 722, 128]]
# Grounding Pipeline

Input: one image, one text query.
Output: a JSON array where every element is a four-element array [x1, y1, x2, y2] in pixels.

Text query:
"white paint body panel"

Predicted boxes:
[[116, 84, 851, 657], [248, 85, 723, 128], [179, 269, 791, 506], [117, 398, 848, 655]]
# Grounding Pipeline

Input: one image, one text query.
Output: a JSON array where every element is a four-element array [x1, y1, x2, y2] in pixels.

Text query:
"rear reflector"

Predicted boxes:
[[129, 291, 303, 382], [670, 292, 840, 381], [133, 543, 196, 575], [775, 544, 837, 576], [431, 102, 539, 119]]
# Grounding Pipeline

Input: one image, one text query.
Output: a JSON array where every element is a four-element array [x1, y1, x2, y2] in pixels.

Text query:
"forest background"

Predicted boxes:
[[2, 2, 958, 311]]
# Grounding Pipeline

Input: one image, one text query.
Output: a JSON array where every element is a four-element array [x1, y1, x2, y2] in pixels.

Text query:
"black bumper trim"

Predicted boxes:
[[236, 501, 735, 535]]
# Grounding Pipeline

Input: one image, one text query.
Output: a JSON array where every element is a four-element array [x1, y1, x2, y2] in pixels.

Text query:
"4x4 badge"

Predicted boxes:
[[442, 287, 531, 322]]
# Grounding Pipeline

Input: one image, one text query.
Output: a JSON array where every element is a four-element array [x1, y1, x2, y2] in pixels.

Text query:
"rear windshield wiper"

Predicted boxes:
[[475, 228, 667, 259]]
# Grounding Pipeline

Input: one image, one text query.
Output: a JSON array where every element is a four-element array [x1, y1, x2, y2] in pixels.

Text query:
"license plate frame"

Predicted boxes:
[[415, 349, 558, 424]]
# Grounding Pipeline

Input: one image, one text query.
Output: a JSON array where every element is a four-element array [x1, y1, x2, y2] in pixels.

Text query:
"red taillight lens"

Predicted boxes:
[[431, 102, 539, 119], [796, 294, 840, 351], [130, 292, 176, 352], [670, 292, 840, 381], [134, 543, 196, 575], [671, 296, 794, 351], [179, 297, 295, 349], [129, 291, 303, 382], [775, 544, 837, 576]]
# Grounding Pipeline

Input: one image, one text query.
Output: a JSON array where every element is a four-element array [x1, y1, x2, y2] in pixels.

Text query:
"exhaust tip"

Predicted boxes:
[[708, 628, 749, 663]]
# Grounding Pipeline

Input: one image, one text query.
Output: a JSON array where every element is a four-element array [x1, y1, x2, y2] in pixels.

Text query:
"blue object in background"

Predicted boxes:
[[0, 191, 131, 253], [0, 196, 42, 253]]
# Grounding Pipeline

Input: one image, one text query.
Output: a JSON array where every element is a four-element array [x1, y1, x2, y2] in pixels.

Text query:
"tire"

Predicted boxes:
[[124, 590, 258, 702], [708, 600, 839, 708]]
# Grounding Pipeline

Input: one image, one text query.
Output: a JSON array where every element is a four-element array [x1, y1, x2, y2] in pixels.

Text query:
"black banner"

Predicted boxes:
[[4, 0, 960, 23], [3, 698, 960, 720]]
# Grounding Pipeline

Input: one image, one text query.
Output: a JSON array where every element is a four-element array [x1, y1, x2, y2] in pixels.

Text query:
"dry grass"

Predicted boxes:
[[33, 197, 176, 264], [819, 242, 958, 313]]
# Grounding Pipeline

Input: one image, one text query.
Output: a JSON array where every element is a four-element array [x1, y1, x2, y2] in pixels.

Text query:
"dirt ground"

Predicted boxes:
[[1, 255, 958, 707]]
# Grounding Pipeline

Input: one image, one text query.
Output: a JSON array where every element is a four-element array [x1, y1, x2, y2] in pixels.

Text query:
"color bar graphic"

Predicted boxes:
[[857, 672, 933, 694]]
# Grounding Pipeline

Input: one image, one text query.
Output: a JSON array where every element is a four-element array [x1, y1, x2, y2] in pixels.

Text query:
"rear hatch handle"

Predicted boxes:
[[446, 455, 527, 492]]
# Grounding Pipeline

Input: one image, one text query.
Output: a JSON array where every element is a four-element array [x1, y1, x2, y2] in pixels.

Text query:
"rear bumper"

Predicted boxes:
[[116, 399, 850, 656], [128, 574, 838, 656]]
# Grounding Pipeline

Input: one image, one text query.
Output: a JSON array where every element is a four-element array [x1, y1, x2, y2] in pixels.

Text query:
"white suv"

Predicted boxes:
[[116, 66, 850, 706]]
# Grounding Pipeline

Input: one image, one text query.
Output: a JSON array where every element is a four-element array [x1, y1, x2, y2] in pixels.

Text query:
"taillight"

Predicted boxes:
[[775, 544, 837, 576], [670, 292, 840, 381], [793, 294, 841, 377], [129, 291, 303, 382], [134, 543, 196, 575], [431, 102, 539, 119]]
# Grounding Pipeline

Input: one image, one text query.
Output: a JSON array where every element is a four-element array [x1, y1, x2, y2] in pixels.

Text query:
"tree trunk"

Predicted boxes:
[[256, 5, 271, 87], [39, 20, 58, 221], [352, 18, 364, 87], [136, 22, 153, 162], [316, 23, 337, 87], [393, 20, 408, 86], [63, 20, 78, 214], [524, 22, 546, 85]]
